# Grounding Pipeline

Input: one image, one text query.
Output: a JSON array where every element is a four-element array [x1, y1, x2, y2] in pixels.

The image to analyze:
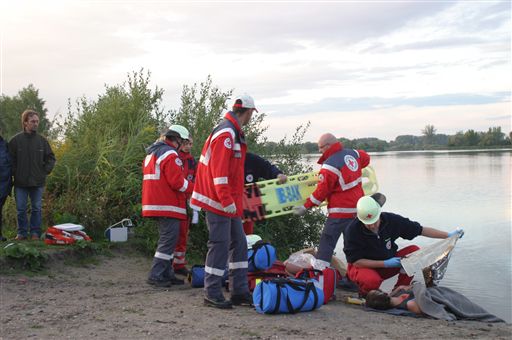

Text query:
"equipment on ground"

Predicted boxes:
[[248, 241, 277, 272], [45, 223, 92, 245], [243, 166, 378, 222], [253, 277, 324, 314], [104, 218, 134, 242]]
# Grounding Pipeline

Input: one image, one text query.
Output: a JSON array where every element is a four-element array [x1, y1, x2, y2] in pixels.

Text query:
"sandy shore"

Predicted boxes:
[[1, 250, 510, 340]]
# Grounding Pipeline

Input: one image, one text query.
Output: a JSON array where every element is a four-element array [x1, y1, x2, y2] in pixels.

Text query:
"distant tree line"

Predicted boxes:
[[272, 124, 511, 154]]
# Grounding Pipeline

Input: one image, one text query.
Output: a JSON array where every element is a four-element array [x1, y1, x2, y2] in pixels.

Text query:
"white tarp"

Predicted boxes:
[[401, 236, 458, 285]]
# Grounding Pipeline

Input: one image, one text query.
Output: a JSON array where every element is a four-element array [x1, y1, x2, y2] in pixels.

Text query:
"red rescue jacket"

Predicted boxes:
[[142, 140, 192, 219], [191, 112, 247, 217], [304, 142, 370, 218]]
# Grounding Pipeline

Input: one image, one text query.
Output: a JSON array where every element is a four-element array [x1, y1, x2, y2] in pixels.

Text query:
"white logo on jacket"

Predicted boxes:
[[246, 174, 254, 183], [175, 158, 183, 167], [344, 155, 358, 171], [224, 138, 232, 149], [318, 174, 324, 182], [386, 240, 392, 250]]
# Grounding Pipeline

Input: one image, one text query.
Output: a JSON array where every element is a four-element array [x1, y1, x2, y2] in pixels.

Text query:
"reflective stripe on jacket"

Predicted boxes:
[[304, 142, 370, 218], [191, 112, 247, 217], [142, 140, 192, 219]]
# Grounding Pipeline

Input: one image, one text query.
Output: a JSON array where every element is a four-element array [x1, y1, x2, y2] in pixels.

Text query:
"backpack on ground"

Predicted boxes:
[[248, 241, 277, 272], [253, 277, 323, 314]]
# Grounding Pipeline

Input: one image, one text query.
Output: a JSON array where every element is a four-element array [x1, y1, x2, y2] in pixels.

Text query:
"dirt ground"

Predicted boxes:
[[1, 250, 510, 340]]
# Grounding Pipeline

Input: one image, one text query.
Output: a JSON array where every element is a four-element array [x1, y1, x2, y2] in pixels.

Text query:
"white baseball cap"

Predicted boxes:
[[233, 94, 258, 112]]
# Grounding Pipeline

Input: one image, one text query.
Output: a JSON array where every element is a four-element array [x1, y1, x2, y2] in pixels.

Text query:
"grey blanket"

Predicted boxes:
[[412, 283, 504, 322]]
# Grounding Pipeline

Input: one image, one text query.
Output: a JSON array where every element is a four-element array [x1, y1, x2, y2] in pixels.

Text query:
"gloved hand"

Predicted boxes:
[[223, 203, 237, 214], [191, 210, 199, 224], [277, 174, 288, 184], [448, 228, 464, 239], [383, 257, 401, 268], [293, 205, 307, 216]]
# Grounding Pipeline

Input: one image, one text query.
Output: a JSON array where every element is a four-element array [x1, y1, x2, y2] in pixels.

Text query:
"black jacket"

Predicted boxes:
[[343, 212, 423, 263], [244, 152, 283, 184], [0, 136, 12, 198], [8, 131, 56, 187]]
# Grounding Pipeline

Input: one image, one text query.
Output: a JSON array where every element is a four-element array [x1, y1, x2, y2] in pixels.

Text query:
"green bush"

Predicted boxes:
[[46, 70, 166, 240], [2, 243, 47, 271]]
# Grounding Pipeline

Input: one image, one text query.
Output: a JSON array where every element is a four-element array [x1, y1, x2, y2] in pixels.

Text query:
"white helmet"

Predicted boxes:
[[166, 124, 190, 140], [356, 196, 382, 225], [246, 234, 262, 249]]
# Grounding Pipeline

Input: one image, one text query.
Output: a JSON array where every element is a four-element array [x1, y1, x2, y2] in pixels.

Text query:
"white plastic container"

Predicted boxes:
[[105, 218, 133, 242]]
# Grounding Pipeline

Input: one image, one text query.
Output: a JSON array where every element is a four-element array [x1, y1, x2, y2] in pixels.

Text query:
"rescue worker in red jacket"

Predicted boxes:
[[293, 133, 370, 270], [173, 137, 197, 276], [191, 94, 257, 309], [142, 125, 193, 287]]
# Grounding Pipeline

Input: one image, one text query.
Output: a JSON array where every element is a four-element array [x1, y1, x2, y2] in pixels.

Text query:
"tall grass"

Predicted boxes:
[[46, 70, 165, 239]]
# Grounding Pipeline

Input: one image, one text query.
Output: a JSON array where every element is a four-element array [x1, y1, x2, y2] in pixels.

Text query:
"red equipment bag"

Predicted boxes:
[[295, 267, 337, 304], [247, 260, 289, 292], [44, 226, 92, 245]]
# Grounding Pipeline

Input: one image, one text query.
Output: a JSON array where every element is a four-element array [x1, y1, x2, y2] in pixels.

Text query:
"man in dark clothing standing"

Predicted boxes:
[[8, 110, 56, 240], [242, 152, 287, 234], [0, 130, 12, 241]]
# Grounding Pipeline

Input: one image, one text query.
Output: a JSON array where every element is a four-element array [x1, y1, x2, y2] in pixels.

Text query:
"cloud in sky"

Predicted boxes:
[[1, 0, 510, 141]]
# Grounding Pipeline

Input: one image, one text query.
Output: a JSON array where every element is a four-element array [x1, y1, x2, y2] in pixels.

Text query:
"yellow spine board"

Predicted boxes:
[[250, 166, 378, 219]]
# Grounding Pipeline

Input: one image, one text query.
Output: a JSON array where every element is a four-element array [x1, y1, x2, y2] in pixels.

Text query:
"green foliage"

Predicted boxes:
[[2, 243, 47, 271], [169, 75, 232, 156], [0, 84, 51, 139], [46, 69, 166, 238]]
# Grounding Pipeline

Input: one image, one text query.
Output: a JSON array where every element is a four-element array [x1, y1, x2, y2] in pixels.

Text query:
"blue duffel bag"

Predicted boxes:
[[248, 241, 277, 272], [253, 277, 324, 314], [188, 265, 228, 288]]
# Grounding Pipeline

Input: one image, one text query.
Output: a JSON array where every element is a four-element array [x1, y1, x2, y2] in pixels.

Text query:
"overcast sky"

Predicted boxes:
[[1, 0, 510, 142]]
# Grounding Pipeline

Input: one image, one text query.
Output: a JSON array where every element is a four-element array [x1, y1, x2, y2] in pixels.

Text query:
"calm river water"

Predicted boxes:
[[306, 149, 511, 322]]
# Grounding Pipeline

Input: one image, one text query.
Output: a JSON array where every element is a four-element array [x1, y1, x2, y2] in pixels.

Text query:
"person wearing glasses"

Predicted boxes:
[[293, 133, 370, 271]]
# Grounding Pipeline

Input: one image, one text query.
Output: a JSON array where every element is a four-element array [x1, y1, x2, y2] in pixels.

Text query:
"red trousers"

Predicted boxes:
[[243, 220, 254, 235], [173, 218, 189, 270], [347, 245, 420, 296]]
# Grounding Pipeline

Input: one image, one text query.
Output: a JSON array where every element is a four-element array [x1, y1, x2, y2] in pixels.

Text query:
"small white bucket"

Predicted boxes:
[[105, 219, 133, 242]]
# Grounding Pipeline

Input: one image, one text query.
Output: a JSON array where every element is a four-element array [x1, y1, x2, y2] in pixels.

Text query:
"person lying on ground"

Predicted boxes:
[[365, 282, 504, 322]]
